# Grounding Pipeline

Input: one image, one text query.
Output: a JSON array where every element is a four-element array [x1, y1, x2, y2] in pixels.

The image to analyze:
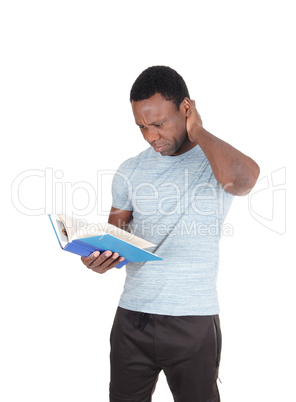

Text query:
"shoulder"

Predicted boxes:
[[117, 147, 154, 172]]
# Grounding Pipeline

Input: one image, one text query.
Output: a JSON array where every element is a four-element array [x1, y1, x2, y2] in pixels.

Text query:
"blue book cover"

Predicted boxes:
[[49, 214, 162, 269]]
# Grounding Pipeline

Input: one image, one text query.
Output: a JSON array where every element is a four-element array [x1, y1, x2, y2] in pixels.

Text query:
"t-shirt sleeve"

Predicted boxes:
[[111, 162, 133, 211]]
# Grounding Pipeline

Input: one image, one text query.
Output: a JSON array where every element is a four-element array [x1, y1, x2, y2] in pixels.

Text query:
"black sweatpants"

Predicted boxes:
[[109, 307, 221, 402]]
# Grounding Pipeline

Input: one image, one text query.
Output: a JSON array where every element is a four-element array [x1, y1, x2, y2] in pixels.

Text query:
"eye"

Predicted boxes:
[[155, 122, 164, 127]]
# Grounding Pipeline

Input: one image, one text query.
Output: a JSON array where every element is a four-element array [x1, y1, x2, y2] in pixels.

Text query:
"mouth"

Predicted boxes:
[[153, 144, 167, 153]]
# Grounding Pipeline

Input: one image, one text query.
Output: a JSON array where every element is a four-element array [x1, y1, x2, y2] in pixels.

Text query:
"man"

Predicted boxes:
[[81, 66, 260, 402]]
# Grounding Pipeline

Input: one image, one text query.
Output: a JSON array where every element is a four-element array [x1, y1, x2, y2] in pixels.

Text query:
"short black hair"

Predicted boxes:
[[130, 66, 190, 109]]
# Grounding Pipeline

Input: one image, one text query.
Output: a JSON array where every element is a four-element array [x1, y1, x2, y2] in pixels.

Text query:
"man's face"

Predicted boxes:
[[132, 93, 194, 156]]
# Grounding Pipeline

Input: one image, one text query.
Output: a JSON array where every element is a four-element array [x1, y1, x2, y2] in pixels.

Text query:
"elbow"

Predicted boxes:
[[224, 162, 260, 196], [232, 162, 260, 196]]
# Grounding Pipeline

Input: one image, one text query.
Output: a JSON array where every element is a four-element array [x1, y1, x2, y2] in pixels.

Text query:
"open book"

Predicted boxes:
[[49, 214, 162, 268]]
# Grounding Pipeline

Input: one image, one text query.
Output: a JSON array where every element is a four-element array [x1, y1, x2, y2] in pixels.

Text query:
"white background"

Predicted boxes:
[[1, 1, 295, 401]]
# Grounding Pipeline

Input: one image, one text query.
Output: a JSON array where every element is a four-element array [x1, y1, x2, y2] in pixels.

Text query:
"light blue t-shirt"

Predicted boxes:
[[112, 145, 233, 316]]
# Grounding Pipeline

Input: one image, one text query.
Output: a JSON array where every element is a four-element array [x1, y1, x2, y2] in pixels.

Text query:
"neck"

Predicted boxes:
[[173, 136, 197, 156]]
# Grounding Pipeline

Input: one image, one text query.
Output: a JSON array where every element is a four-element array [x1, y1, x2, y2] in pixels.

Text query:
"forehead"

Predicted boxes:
[[132, 93, 177, 122]]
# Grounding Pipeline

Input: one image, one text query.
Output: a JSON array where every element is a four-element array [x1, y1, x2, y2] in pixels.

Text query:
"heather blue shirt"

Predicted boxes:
[[112, 145, 233, 316]]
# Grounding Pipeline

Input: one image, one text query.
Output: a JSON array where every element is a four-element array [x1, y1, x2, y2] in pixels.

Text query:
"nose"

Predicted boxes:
[[144, 127, 161, 144]]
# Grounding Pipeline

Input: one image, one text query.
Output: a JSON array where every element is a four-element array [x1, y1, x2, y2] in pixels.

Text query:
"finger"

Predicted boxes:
[[104, 253, 124, 268], [85, 250, 110, 269], [88, 250, 118, 270], [92, 251, 119, 270], [91, 250, 114, 268], [91, 254, 125, 274], [81, 251, 101, 267]]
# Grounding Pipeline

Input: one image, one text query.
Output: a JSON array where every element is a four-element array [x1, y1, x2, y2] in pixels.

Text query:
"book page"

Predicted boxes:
[[56, 219, 69, 245], [49, 215, 69, 249], [58, 214, 82, 242], [56, 214, 155, 249], [96, 222, 155, 249]]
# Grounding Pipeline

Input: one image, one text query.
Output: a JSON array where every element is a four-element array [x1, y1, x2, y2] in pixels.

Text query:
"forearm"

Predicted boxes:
[[190, 125, 260, 195], [108, 206, 133, 230]]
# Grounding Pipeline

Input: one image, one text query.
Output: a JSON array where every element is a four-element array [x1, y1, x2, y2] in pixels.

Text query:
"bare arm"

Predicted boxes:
[[81, 207, 133, 274], [108, 207, 133, 230], [185, 99, 260, 196]]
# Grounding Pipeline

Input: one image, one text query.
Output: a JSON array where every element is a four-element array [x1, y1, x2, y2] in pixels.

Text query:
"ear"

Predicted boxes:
[[180, 97, 192, 117]]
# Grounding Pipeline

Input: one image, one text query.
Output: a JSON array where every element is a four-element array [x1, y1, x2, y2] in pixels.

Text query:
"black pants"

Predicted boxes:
[[109, 307, 221, 402]]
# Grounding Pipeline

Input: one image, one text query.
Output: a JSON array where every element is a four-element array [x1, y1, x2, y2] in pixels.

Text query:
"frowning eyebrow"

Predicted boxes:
[[135, 120, 165, 127]]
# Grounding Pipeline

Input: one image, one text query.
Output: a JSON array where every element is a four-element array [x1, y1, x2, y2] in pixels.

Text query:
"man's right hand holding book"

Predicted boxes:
[[81, 251, 125, 274], [81, 207, 132, 273]]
